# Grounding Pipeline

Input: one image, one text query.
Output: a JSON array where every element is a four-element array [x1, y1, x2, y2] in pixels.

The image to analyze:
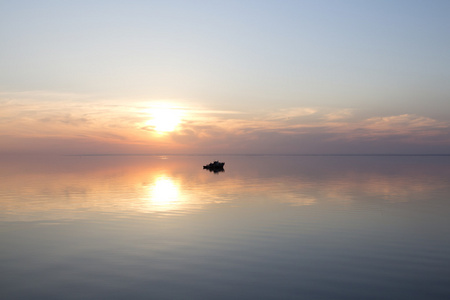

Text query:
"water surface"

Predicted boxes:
[[1, 155, 450, 299]]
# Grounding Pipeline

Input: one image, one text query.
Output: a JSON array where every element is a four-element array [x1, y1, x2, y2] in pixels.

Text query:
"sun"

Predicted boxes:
[[146, 105, 183, 133]]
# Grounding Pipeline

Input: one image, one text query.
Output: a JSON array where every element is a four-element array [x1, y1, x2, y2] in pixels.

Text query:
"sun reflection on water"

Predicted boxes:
[[145, 176, 182, 212], [1, 156, 449, 221]]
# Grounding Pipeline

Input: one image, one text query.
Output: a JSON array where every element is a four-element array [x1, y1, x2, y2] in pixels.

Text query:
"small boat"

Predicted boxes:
[[203, 161, 225, 171]]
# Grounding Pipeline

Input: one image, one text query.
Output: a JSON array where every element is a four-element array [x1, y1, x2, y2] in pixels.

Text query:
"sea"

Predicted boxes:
[[1, 155, 450, 299]]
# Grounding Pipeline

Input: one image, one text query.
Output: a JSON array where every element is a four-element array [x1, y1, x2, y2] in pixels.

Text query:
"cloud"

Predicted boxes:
[[168, 108, 450, 153], [322, 108, 354, 121], [1, 92, 450, 154], [362, 114, 448, 133], [328, 114, 450, 146], [266, 107, 318, 121]]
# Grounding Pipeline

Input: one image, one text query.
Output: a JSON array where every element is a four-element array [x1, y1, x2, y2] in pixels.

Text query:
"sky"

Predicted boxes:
[[1, 0, 450, 155]]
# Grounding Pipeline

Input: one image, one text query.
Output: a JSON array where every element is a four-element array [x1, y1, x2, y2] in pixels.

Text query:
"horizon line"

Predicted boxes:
[[65, 153, 450, 157], [2, 153, 450, 157]]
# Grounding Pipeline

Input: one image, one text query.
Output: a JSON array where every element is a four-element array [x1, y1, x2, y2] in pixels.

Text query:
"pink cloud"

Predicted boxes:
[[2, 94, 450, 154]]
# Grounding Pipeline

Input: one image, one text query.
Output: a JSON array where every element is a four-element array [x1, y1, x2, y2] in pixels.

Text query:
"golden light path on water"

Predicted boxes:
[[1, 155, 449, 222], [145, 176, 182, 212]]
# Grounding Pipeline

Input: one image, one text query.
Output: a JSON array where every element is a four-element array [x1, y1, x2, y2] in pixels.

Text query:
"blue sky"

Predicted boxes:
[[1, 0, 450, 154]]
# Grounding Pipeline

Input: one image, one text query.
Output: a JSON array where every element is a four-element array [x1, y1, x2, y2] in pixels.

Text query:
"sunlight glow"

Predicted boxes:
[[146, 105, 183, 133]]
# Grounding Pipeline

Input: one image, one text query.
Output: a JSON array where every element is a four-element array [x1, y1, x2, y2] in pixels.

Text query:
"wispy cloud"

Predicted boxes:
[[1, 92, 450, 154], [169, 107, 450, 153]]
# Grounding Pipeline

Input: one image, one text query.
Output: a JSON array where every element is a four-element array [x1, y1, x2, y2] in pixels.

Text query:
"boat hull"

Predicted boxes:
[[203, 161, 225, 171]]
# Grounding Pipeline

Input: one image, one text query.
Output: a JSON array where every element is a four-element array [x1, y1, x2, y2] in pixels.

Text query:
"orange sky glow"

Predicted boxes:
[[1, 91, 450, 155]]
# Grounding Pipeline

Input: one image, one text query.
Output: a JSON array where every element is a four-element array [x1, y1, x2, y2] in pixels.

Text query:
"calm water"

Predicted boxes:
[[1, 155, 450, 299]]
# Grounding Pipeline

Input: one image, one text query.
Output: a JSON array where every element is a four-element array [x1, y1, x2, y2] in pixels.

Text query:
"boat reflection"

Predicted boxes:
[[204, 168, 225, 174]]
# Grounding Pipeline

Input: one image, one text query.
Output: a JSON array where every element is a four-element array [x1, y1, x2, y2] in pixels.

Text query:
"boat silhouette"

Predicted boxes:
[[203, 161, 225, 172]]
